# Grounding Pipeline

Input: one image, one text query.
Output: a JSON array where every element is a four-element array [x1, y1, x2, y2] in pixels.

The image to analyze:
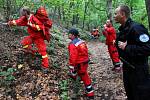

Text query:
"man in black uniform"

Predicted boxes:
[[114, 5, 150, 100]]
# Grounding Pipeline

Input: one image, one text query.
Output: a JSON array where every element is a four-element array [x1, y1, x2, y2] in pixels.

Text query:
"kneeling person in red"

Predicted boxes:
[[68, 28, 94, 99]]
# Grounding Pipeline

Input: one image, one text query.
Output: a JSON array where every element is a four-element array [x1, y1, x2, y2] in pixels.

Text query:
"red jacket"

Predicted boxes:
[[102, 25, 116, 45], [10, 14, 44, 39], [68, 38, 89, 66], [91, 29, 99, 36]]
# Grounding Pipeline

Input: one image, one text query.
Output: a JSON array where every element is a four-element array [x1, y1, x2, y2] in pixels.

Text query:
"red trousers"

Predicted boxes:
[[77, 63, 91, 86], [21, 36, 49, 68], [77, 63, 94, 97], [107, 44, 120, 64]]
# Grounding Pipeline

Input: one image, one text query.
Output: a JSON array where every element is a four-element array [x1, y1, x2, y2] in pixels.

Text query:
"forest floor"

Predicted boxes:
[[87, 39, 126, 100], [68, 39, 127, 100], [0, 25, 126, 100]]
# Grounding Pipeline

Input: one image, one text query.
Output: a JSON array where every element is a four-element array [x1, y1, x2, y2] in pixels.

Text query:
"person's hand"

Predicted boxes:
[[27, 21, 35, 27], [27, 21, 32, 26], [7, 21, 14, 26], [113, 40, 116, 45], [68, 66, 75, 70], [103, 24, 107, 29], [118, 41, 127, 50]]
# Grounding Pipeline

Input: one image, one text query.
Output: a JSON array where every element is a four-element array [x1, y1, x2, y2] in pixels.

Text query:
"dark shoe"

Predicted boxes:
[[86, 84, 94, 99], [41, 67, 49, 74], [87, 96, 94, 100], [114, 62, 121, 67], [112, 67, 122, 73], [68, 70, 77, 80], [68, 74, 77, 80]]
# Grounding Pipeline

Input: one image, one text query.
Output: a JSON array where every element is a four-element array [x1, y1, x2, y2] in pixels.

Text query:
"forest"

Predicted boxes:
[[0, 0, 150, 100]]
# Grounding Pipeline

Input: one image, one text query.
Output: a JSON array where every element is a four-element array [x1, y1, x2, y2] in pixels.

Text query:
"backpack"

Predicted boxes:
[[34, 6, 52, 42]]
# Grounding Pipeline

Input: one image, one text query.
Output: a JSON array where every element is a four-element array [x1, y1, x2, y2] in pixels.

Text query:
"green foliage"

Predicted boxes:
[[47, 40, 55, 55], [0, 67, 16, 82], [0, 0, 148, 31], [59, 79, 70, 100], [80, 32, 91, 41], [69, 77, 82, 99], [99, 35, 106, 43]]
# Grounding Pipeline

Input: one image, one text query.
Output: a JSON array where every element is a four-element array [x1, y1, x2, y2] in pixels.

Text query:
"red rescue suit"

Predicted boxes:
[[102, 25, 120, 66], [68, 38, 94, 97], [91, 29, 99, 37], [9, 14, 49, 68]]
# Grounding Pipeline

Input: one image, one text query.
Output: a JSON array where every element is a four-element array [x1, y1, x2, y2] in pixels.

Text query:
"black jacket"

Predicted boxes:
[[116, 18, 150, 66]]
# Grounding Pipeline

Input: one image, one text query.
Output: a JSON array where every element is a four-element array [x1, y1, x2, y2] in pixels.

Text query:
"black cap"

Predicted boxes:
[[68, 28, 79, 36]]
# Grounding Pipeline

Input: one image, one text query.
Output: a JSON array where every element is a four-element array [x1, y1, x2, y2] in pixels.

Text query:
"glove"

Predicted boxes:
[[27, 21, 35, 27], [27, 21, 32, 26], [68, 66, 77, 74], [68, 66, 77, 80], [68, 65, 75, 70]]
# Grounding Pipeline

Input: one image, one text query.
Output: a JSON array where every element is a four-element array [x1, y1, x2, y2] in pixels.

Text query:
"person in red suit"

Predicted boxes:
[[8, 6, 52, 74], [102, 20, 121, 72], [68, 28, 94, 99], [91, 27, 99, 38]]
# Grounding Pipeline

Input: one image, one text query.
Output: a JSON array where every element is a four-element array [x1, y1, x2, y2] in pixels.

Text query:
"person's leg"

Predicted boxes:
[[21, 36, 36, 54], [108, 45, 121, 72], [123, 69, 140, 100], [16, 36, 33, 69], [34, 38, 49, 73], [77, 63, 94, 98]]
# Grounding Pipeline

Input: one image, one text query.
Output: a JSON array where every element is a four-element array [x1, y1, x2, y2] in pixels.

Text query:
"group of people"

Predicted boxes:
[[103, 5, 150, 100], [7, 4, 150, 100]]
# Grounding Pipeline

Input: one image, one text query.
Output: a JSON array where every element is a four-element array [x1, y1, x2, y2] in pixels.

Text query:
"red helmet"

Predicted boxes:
[[35, 6, 48, 18]]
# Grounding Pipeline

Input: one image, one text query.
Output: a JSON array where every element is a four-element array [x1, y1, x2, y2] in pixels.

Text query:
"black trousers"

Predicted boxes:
[[123, 64, 150, 100]]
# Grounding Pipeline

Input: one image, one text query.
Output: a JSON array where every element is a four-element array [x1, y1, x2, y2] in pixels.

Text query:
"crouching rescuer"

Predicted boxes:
[[68, 28, 94, 99], [8, 6, 52, 74]]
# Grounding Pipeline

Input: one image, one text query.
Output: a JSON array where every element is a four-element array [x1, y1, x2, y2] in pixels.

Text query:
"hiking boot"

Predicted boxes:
[[112, 62, 122, 73], [87, 96, 94, 100], [112, 66, 122, 73], [68, 74, 77, 80], [86, 84, 94, 99], [68, 70, 77, 80], [41, 67, 49, 74]]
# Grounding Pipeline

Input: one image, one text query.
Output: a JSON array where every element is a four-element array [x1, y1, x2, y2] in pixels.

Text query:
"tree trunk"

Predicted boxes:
[[145, 0, 150, 29], [53, 7, 57, 20], [58, 6, 61, 20], [82, 1, 88, 29], [106, 0, 112, 21], [3, 0, 11, 21]]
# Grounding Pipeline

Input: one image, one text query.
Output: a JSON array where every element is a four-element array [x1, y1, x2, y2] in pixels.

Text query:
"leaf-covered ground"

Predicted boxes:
[[87, 40, 126, 100], [67, 39, 127, 100], [0, 24, 126, 100], [0, 25, 68, 100]]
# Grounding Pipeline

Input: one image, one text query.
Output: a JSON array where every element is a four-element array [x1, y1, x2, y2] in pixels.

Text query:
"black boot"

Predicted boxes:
[[87, 96, 94, 100]]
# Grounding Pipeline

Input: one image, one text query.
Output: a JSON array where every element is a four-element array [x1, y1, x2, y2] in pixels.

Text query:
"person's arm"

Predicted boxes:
[[8, 16, 28, 26], [124, 25, 150, 56], [105, 27, 112, 34], [102, 24, 108, 37], [68, 44, 78, 66], [102, 30, 108, 37]]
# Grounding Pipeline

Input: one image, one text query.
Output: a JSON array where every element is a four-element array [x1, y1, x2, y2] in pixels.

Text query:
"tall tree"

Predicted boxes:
[[106, 0, 112, 21], [82, 0, 89, 29], [145, 0, 150, 29]]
